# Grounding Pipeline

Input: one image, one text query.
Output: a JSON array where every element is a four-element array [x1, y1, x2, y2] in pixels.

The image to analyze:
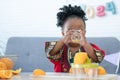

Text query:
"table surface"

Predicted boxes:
[[10, 72, 119, 80]]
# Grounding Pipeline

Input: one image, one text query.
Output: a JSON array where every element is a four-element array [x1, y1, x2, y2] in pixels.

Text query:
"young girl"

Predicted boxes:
[[45, 5, 105, 72]]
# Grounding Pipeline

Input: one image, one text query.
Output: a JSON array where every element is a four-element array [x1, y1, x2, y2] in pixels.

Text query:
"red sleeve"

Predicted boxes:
[[90, 43, 105, 57]]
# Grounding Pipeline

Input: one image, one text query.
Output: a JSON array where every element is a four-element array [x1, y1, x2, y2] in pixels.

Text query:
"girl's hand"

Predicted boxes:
[[61, 30, 73, 45], [79, 30, 87, 46]]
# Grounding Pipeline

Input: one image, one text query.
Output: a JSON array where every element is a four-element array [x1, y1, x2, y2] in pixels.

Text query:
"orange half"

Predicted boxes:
[[98, 66, 106, 75], [33, 69, 46, 76]]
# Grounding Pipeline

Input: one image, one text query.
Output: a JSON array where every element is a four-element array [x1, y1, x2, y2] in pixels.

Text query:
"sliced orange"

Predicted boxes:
[[12, 68, 22, 75], [98, 66, 106, 75], [74, 52, 88, 64], [0, 70, 12, 79], [0, 62, 7, 70], [33, 69, 46, 76], [0, 58, 14, 69]]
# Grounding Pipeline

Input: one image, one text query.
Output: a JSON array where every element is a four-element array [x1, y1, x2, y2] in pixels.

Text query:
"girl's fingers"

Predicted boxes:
[[66, 31, 73, 35]]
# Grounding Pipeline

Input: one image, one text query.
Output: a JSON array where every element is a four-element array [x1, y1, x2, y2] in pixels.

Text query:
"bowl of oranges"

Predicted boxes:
[[0, 55, 18, 70], [0, 55, 21, 79]]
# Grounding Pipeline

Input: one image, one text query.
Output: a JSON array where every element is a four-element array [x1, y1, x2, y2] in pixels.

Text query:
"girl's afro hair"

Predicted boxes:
[[56, 4, 87, 28]]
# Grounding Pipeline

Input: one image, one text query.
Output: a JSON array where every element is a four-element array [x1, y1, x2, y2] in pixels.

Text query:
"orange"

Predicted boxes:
[[0, 62, 7, 70], [0, 58, 14, 69], [98, 66, 106, 75], [33, 69, 46, 76], [0, 70, 12, 79], [69, 68, 72, 73], [74, 52, 88, 64], [12, 68, 22, 75]]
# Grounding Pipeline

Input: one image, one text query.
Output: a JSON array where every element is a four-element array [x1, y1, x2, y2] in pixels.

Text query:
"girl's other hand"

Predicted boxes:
[[79, 29, 87, 46], [62, 30, 73, 45]]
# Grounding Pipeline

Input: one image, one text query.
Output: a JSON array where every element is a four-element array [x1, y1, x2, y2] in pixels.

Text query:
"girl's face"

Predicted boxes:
[[62, 17, 85, 36]]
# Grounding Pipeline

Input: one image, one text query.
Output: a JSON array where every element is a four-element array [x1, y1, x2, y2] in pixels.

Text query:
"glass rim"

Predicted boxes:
[[71, 63, 99, 68]]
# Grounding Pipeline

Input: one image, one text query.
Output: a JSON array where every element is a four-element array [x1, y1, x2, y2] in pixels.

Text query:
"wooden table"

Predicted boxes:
[[11, 72, 119, 80]]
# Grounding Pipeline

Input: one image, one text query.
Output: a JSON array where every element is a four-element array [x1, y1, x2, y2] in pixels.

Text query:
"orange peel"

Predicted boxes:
[[12, 68, 22, 75]]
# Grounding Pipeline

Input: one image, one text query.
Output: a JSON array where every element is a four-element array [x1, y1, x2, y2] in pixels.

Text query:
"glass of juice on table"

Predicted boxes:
[[71, 63, 85, 75], [83, 63, 99, 78], [71, 63, 99, 79]]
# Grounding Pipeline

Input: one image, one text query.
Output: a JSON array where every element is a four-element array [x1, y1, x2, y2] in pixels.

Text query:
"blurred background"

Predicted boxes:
[[0, 0, 120, 54]]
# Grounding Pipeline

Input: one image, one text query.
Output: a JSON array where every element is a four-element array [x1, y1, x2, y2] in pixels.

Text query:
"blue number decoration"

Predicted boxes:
[[106, 1, 116, 14]]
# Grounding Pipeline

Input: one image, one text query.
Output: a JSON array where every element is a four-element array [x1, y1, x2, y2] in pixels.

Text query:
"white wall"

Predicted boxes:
[[68, 0, 120, 37], [0, 0, 120, 54], [0, 0, 65, 39]]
